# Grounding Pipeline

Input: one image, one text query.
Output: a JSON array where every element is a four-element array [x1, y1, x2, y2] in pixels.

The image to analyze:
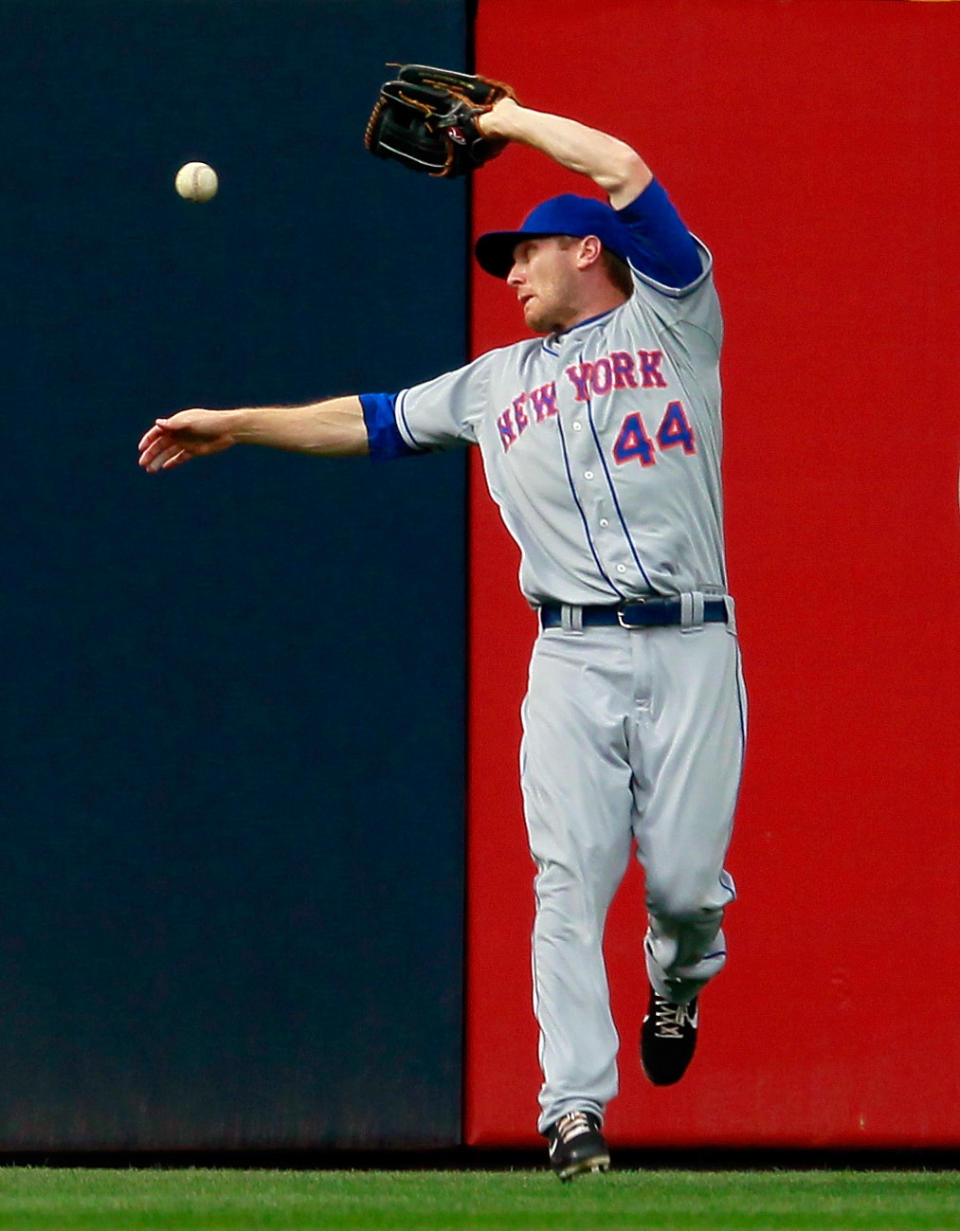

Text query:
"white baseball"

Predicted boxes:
[[174, 161, 218, 203]]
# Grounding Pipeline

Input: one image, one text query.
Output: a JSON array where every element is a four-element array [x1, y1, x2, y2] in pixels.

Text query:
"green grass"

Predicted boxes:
[[0, 1168, 957, 1230]]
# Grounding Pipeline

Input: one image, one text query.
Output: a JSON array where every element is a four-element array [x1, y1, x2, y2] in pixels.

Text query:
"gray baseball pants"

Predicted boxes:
[[520, 611, 746, 1134]]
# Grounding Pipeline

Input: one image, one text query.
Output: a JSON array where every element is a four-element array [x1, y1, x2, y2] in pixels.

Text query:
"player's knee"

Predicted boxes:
[[645, 882, 726, 930], [645, 860, 734, 923], [534, 856, 620, 929]]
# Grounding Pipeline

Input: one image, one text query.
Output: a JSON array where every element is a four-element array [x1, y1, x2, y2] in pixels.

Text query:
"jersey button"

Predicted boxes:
[[616, 564, 627, 574], [599, 518, 609, 528], [584, 470, 594, 480], [572, 422, 583, 432]]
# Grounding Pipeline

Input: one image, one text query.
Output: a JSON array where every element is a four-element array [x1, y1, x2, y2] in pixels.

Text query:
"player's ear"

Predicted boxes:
[[575, 235, 604, 271]]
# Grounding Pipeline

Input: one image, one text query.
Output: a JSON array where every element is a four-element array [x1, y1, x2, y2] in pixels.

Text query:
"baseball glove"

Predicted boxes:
[[364, 64, 516, 178]]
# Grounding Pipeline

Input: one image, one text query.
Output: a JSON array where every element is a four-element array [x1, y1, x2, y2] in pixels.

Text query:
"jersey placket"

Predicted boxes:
[[560, 341, 653, 597]]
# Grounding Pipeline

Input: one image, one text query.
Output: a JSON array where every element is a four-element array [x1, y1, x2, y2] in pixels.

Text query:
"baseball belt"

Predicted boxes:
[[538, 597, 728, 630]]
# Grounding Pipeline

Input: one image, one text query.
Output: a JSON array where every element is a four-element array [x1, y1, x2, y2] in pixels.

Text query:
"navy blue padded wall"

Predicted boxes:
[[1, 0, 467, 1148]]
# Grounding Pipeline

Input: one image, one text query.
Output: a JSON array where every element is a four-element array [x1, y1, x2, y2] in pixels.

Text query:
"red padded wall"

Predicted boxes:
[[467, 0, 960, 1147]]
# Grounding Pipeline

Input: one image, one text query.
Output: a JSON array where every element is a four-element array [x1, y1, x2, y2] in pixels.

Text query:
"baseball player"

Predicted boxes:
[[139, 75, 746, 1181]]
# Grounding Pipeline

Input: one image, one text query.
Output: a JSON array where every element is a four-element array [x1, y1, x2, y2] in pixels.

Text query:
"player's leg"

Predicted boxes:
[[630, 622, 746, 1079], [520, 627, 635, 1140]]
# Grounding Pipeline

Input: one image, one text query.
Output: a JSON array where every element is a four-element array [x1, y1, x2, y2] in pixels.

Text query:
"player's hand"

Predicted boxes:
[[138, 409, 238, 472]]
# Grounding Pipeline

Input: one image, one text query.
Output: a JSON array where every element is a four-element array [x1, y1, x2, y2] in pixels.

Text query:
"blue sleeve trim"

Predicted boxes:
[[617, 179, 702, 290], [359, 392, 418, 460]]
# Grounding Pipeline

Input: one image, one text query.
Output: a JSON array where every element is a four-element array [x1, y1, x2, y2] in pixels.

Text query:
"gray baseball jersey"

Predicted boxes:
[[392, 238, 724, 608]]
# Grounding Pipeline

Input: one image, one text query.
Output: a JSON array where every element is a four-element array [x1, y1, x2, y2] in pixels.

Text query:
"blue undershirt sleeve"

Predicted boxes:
[[616, 179, 702, 290], [359, 391, 418, 460]]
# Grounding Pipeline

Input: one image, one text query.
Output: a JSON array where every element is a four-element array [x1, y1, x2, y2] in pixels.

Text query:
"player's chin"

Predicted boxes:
[[521, 300, 555, 334]]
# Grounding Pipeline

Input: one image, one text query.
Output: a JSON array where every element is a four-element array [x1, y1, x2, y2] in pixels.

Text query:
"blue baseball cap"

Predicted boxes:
[[475, 194, 632, 279]]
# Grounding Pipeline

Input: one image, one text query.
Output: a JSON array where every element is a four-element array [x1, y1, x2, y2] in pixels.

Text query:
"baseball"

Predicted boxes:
[[174, 161, 218, 203]]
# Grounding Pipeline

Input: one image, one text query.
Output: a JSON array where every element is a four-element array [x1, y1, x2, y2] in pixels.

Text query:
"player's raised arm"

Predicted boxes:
[[477, 98, 653, 210], [363, 66, 649, 206], [137, 395, 369, 473]]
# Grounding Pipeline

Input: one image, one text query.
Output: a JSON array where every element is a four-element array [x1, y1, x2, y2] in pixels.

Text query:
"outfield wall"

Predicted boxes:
[[466, 0, 960, 1148], [1, 0, 467, 1150]]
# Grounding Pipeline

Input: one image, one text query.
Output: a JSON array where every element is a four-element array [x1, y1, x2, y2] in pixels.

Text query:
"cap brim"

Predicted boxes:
[[474, 230, 555, 279]]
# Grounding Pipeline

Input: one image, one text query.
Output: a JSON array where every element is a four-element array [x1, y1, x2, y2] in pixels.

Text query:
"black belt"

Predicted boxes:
[[539, 597, 727, 630]]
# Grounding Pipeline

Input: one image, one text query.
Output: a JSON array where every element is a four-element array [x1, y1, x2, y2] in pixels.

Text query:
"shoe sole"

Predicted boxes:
[[556, 1153, 611, 1182], [640, 1062, 691, 1086]]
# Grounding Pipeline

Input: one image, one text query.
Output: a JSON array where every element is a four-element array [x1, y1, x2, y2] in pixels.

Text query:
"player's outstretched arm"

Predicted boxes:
[[138, 396, 369, 473], [477, 98, 652, 210]]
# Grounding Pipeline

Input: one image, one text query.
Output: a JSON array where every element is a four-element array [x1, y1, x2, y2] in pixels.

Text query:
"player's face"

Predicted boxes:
[[507, 238, 583, 333]]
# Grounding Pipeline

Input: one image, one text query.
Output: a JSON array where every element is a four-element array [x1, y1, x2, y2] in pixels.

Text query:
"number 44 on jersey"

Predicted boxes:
[[613, 401, 696, 466]]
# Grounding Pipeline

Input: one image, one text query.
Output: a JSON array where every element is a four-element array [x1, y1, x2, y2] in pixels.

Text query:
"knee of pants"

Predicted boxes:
[[534, 856, 623, 934], [645, 885, 726, 934], [644, 861, 734, 925]]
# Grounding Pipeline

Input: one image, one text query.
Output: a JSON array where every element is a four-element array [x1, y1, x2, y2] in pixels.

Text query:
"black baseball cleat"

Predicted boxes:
[[641, 990, 699, 1085], [545, 1110, 610, 1181]]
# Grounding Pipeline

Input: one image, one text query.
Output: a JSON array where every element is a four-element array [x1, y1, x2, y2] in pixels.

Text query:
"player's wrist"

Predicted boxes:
[[224, 408, 261, 444], [477, 95, 522, 140]]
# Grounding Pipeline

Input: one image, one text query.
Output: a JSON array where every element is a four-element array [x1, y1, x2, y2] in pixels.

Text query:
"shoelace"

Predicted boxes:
[[554, 1110, 594, 1144], [652, 995, 697, 1039]]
